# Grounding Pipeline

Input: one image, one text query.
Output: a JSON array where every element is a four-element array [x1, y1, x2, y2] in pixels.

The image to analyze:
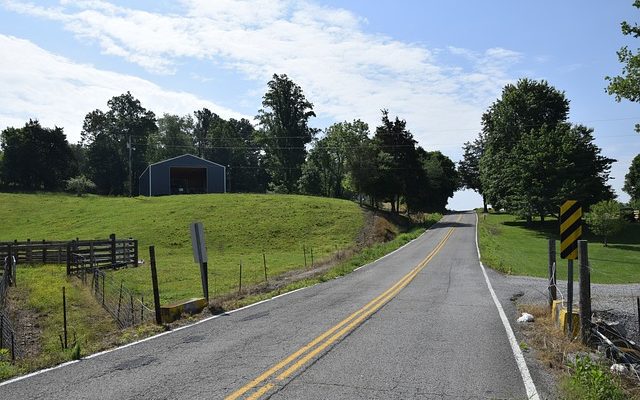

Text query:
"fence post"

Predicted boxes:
[[567, 259, 574, 338], [0, 317, 4, 348], [548, 239, 557, 309], [10, 331, 15, 361], [66, 242, 71, 275], [110, 233, 116, 267], [149, 246, 162, 325], [263, 252, 268, 283], [578, 240, 591, 345], [62, 286, 68, 349], [238, 261, 243, 294], [42, 239, 46, 263], [303, 245, 307, 268], [102, 273, 105, 306], [26, 238, 31, 264], [310, 248, 314, 268], [130, 294, 134, 326], [133, 239, 139, 268], [90, 242, 95, 270], [117, 282, 123, 320]]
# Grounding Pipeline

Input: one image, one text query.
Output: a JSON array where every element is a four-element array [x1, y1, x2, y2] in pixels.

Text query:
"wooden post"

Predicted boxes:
[[263, 252, 268, 283], [90, 242, 95, 270], [130, 294, 134, 326], [26, 238, 31, 263], [548, 239, 557, 308], [567, 259, 574, 338], [102, 274, 105, 306], [578, 240, 591, 345], [110, 233, 116, 267], [310, 247, 314, 267], [62, 286, 68, 349], [10, 331, 15, 361], [0, 317, 4, 348], [42, 239, 46, 263], [133, 240, 139, 268], [141, 296, 145, 322], [149, 246, 162, 325], [66, 242, 72, 275]]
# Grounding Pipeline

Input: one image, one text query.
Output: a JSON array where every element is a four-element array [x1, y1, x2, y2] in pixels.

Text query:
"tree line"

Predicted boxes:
[[0, 74, 458, 213]]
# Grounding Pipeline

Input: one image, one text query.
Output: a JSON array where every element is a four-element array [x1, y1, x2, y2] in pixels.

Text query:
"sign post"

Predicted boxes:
[[560, 200, 582, 337], [190, 222, 209, 302]]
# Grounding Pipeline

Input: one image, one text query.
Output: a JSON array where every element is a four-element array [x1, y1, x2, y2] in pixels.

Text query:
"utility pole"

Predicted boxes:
[[128, 132, 133, 197]]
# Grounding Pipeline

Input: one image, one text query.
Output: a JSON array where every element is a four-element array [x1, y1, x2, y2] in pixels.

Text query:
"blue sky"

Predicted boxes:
[[1, 0, 638, 209]]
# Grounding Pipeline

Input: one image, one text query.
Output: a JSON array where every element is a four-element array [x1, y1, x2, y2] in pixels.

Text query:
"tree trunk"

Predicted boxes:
[[526, 214, 532, 225], [540, 213, 545, 223], [604, 237, 608, 247], [482, 195, 488, 213]]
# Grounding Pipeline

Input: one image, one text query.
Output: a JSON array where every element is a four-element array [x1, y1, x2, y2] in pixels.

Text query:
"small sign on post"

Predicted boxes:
[[190, 222, 209, 302]]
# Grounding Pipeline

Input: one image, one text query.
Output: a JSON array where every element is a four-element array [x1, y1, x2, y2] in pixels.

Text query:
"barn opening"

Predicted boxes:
[[170, 167, 207, 194]]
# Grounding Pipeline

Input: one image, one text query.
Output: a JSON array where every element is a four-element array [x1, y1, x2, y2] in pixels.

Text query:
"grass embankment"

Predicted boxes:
[[477, 211, 640, 284], [0, 193, 364, 303], [0, 192, 440, 380]]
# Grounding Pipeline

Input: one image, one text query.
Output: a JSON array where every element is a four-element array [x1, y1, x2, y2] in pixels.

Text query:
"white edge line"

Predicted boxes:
[[1, 214, 444, 387], [475, 211, 540, 400]]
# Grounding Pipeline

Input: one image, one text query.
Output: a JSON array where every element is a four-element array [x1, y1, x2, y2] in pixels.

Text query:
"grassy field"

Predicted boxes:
[[0, 192, 365, 303], [477, 211, 640, 284]]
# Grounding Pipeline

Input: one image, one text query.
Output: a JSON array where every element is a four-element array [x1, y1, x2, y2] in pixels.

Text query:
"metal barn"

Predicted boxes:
[[138, 154, 226, 196]]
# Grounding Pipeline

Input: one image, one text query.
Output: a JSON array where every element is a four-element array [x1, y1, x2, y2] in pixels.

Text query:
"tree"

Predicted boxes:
[[419, 150, 459, 212], [81, 92, 157, 195], [606, 0, 640, 133], [480, 79, 614, 221], [585, 200, 625, 246], [624, 154, 640, 201], [65, 175, 96, 197], [458, 133, 487, 212], [371, 110, 422, 213], [0, 120, 76, 190], [299, 120, 370, 199], [193, 108, 214, 158], [256, 74, 317, 193], [147, 114, 195, 162], [480, 79, 569, 218]]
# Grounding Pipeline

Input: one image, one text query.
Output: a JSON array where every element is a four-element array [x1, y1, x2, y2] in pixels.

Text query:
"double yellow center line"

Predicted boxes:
[[226, 218, 459, 400]]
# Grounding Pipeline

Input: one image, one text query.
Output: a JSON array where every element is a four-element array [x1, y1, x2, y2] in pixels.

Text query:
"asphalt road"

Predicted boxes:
[[0, 211, 548, 399]]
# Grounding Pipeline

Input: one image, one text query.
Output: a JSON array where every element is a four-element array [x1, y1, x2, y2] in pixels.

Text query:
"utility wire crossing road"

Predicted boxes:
[[0, 212, 541, 399]]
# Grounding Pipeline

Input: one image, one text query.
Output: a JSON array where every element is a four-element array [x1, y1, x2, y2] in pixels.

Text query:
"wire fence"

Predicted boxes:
[[79, 268, 155, 328], [0, 255, 18, 361]]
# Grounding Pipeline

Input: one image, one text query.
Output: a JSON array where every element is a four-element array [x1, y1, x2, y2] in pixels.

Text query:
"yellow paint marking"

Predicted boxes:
[[226, 215, 461, 400], [245, 383, 274, 400]]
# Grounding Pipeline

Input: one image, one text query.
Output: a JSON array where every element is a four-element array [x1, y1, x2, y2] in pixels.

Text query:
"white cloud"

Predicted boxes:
[[2, 0, 524, 156], [0, 34, 247, 142]]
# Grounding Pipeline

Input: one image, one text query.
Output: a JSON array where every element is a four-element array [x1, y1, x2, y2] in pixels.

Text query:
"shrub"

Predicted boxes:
[[65, 175, 96, 197]]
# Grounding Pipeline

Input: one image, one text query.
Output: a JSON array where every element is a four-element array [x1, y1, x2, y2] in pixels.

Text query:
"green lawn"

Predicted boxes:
[[0, 192, 364, 302], [477, 211, 640, 284]]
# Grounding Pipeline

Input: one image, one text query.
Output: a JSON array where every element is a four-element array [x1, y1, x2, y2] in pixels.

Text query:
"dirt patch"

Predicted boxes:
[[5, 288, 43, 360]]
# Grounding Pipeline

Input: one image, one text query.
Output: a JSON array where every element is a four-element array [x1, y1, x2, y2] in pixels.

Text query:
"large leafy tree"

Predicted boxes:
[[193, 108, 214, 158], [372, 110, 422, 213], [480, 78, 569, 216], [147, 113, 195, 162], [606, 0, 640, 133], [81, 92, 157, 195], [479, 79, 613, 221], [299, 120, 370, 199], [419, 150, 459, 212], [0, 120, 76, 190], [624, 154, 640, 201], [256, 74, 317, 193], [458, 134, 487, 212]]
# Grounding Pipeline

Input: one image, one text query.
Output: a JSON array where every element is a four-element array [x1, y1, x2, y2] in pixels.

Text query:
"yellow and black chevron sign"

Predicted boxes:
[[560, 200, 582, 259]]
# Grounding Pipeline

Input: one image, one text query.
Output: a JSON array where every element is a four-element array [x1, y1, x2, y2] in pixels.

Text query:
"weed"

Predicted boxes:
[[562, 355, 626, 400]]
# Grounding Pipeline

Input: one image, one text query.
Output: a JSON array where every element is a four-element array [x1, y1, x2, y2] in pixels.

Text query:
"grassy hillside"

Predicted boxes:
[[0, 193, 365, 302], [478, 211, 640, 284]]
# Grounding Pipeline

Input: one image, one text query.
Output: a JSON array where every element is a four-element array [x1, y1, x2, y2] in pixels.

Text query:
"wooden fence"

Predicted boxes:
[[0, 235, 138, 274]]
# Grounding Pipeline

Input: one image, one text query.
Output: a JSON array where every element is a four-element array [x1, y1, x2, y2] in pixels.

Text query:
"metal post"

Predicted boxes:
[[149, 246, 162, 325], [567, 259, 574, 338], [201, 261, 209, 303], [238, 261, 243, 294], [637, 297, 640, 336], [102, 274, 105, 306], [117, 281, 123, 320], [310, 248, 314, 267], [578, 240, 591, 345], [42, 239, 46, 263], [548, 239, 556, 308], [0, 317, 4, 348], [10, 331, 15, 361], [62, 286, 68, 349], [130, 294, 134, 326], [303, 245, 307, 268], [263, 252, 268, 283], [66, 242, 71, 275]]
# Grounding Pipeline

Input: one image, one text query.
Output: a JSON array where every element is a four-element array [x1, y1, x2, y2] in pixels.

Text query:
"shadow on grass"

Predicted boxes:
[[606, 244, 640, 252], [500, 219, 640, 245]]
